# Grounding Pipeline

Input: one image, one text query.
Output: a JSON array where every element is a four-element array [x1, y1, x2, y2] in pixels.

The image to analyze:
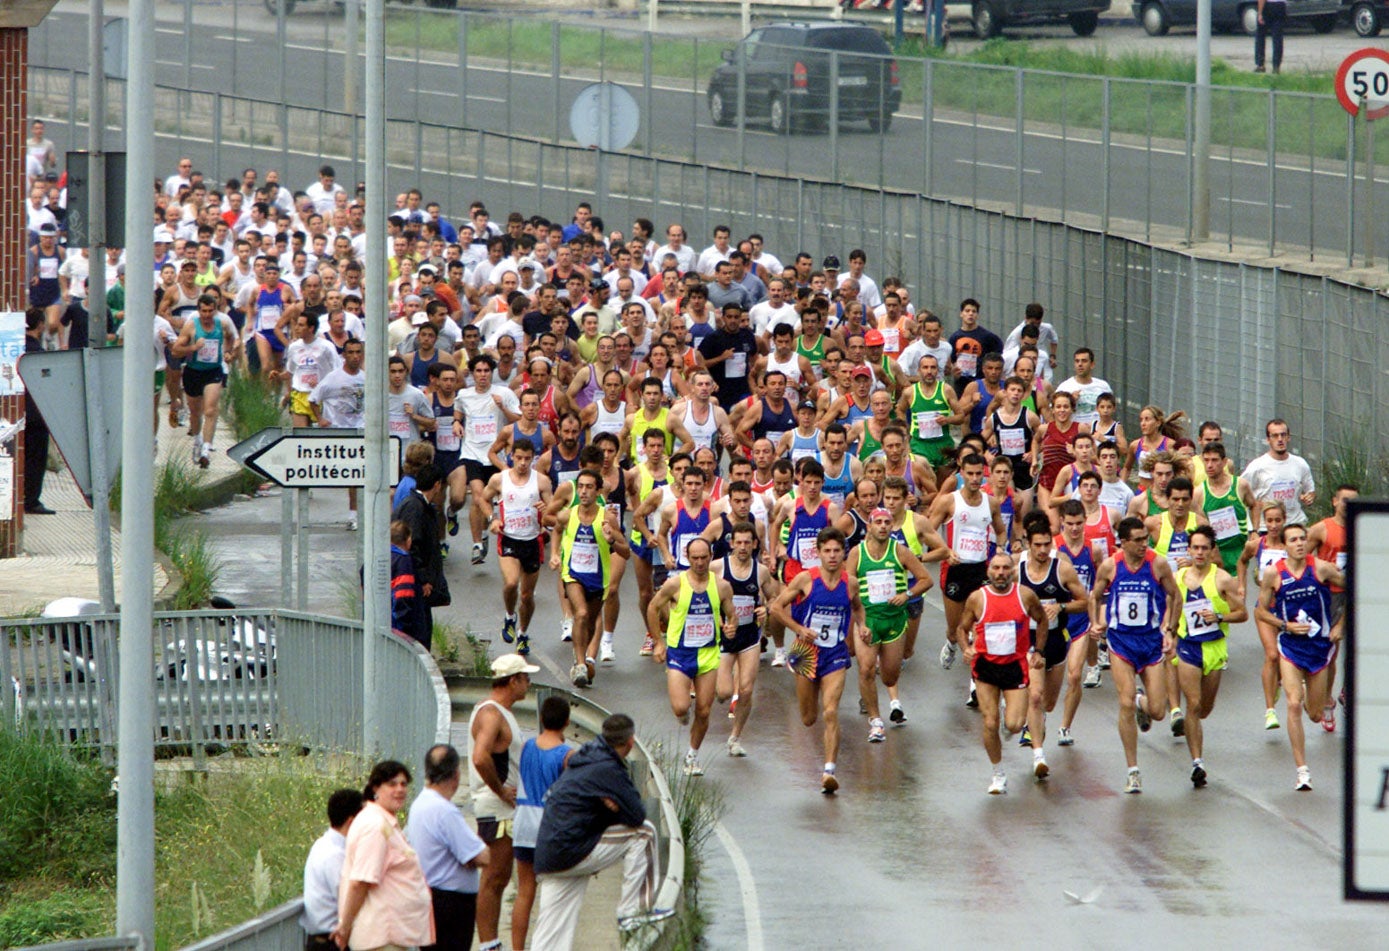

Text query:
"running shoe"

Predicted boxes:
[[1125, 769, 1142, 794], [561, 618, 574, 643], [682, 755, 704, 778], [966, 685, 978, 708], [1019, 724, 1032, 747], [516, 634, 531, 656], [868, 718, 886, 743], [1295, 766, 1312, 791], [584, 657, 596, 685], [1033, 754, 1049, 780], [501, 616, 518, 644], [1191, 761, 1207, 788], [570, 663, 588, 688], [192, 436, 203, 464], [618, 909, 676, 933], [1135, 688, 1152, 732], [346, 513, 358, 532], [1096, 640, 1110, 669], [447, 509, 460, 536], [889, 700, 906, 725], [939, 641, 957, 670], [771, 647, 787, 668], [1057, 727, 1074, 746], [726, 737, 747, 757], [1322, 705, 1336, 733], [988, 772, 1007, 795], [440, 542, 449, 560], [198, 445, 211, 470], [1171, 708, 1185, 737], [600, 639, 615, 664], [639, 635, 655, 656], [1264, 708, 1281, 731], [821, 768, 839, 795], [1082, 665, 1102, 688], [470, 542, 485, 565]]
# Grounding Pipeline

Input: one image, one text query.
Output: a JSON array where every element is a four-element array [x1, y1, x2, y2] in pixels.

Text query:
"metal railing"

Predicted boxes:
[[27, 4, 1389, 263]]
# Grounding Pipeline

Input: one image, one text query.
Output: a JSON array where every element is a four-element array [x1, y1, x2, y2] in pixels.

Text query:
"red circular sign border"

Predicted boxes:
[[1336, 47, 1389, 118]]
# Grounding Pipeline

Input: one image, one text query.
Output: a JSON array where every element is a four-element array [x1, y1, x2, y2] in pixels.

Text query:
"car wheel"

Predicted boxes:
[[972, 1, 1003, 38], [1140, 2, 1170, 36], [1309, 13, 1338, 32], [1354, 2, 1383, 35], [1240, 4, 1258, 35], [868, 110, 894, 133], [709, 89, 733, 127], [1068, 11, 1099, 35], [770, 94, 790, 135]]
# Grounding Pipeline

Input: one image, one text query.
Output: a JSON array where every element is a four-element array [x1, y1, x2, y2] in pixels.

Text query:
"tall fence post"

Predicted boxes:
[[1267, 90, 1276, 257], [923, 59, 933, 197], [1015, 68, 1024, 217], [829, 52, 840, 185], [1347, 110, 1356, 268], [1101, 77, 1111, 234], [643, 33, 653, 156], [457, 11, 468, 130], [1185, 84, 1194, 247], [552, 21, 562, 144]]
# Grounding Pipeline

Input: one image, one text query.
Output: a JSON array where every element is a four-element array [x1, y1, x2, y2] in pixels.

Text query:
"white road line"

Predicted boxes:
[[1218, 197, 1293, 210], [213, 34, 256, 44], [713, 821, 765, 951], [955, 159, 1042, 174]]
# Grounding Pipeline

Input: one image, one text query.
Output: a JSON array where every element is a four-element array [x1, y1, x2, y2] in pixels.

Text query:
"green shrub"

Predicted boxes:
[[0, 890, 110, 946], [224, 369, 287, 442]]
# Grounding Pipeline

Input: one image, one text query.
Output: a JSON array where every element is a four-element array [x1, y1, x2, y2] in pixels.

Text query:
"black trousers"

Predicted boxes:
[[1254, 3, 1286, 70], [24, 399, 49, 508], [422, 887, 477, 951]]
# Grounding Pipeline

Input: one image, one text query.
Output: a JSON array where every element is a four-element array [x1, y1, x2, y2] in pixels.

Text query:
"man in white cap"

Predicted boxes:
[[469, 652, 539, 951]]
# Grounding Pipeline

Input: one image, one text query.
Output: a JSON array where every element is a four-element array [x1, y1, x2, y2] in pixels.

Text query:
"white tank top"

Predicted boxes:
[[592, 399, 627, 436], [229, 260, 256, 293], [949, 489, 993, 564], [468, 698, 523, 820], [766, 351, 803, 402], [682, 400, 719, 451], [498, 468, 542, 541]]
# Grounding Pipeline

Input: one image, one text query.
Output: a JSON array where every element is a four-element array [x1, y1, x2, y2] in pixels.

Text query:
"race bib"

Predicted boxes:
[[1270, 479, 1297, 503], [1258, 548, 1285, 576], [1117, 591, 1148, 627], [1185, 596, 1216, 637], [559, 469, 580, 483], [733, 594, 756, 624], [915, 411, 942, 440], [256, 304, 281, 331], [300, 372, 319, 390], [504, 507, 538, 537], [727, 352, 747, 378], [1090, 537, 1110, 561], [881, 328, 900, 352], [866, 568, 896, 605], [807, 610, 843, 647], [1208, 505, 1240, 540], [677, 533, 693, 566], [570, 540, 599, 574], [998, 427, 1026, 455], [956, 352, 978, 376], [983, 621, 1017, 656], [763, 431, 785, 448], [684, 613, 716, 648], [196, 339, 220, 364], [957, 525, 988, 562], [796, 536, 821, 568], [389, 417, 411, 436], [436, 428, 460, 452], [467, 416, 497, 443], [39, 258, 59, 279], [1297, 609, 1322, 639]]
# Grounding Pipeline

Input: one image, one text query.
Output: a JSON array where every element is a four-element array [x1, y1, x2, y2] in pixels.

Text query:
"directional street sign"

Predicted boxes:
[[228, 428, 401, 488]]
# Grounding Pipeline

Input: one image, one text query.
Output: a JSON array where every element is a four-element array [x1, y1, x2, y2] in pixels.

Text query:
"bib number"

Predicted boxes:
[[807, 610, 843, 647], [956, 352, 978, 376], [1208, 505, 1241, 540], [504, 508, 538, 537], [1185, 597, 1217, 637], [570, 541, 599, 574], [957, 526, 988, 563], [796, 536, 821, 568], [866, 569, 896, 605], [257, 304, 281, 331], [468, 417, 497, 443], [998, 427, 1026, 456], [684, 614, 716, 648], [195, 339, 220, 364], [727, 352, 747, 378], [389, 418, 411, 436], [1117, 591, 1148, 627], [983, 620, 1017, 656], [733, 594, 756, 625], [915, 410, 942, 440]]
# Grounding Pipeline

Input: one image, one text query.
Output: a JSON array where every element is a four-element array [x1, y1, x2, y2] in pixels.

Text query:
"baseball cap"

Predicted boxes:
[[823, 255, 840, 269], [410, 310, 430, 326], [863, 329, 884, 347], [180, 259, 197, 269], [417, 263, 437, 276], [517, 257, 541, 272], [851, 365, 873, 379], [152, 227, 172, 243], [491, 653, 540, 678], [798, 399, 818, 413]]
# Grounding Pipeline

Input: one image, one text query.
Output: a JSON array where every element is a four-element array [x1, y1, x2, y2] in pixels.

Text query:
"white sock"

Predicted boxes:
[[602, 630, 614, 643], [1128, 766, 1140, 775], [890, 698, 902, 710], [1193, 758, 1204, 768], [1033, 748, 1044, 760], [686, 748, 698, 761], [824, 762, 835, 773]]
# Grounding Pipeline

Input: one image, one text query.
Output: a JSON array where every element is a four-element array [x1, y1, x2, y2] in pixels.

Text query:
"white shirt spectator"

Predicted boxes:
[[299, 828, 347, 935], [748, 299, 799, 337], [59, 251, 89, 300], [1002, 345, 1052, 382], [750, 251, 784, 280], [163, 173, 191, 198], [841, 272, 882, 311], [1054, 375, 1112, 429], [305, 180, 345, 216], [899, 338, 953, 379], [26, 201, 57, 236], [1003, 320, 1060, 359], [696, 244, 731, 276], [651, 243, 697, 274]]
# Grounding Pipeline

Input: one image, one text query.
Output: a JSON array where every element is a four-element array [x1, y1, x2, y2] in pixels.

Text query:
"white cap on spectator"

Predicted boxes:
[[410, 311, 430, 326]]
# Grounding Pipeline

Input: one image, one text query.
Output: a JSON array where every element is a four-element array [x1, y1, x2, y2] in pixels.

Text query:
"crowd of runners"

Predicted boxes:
[[27, 151, 1353, 805]]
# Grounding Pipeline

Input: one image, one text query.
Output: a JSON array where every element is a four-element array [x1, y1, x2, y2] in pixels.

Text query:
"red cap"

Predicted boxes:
[[864, 329, 884, 346]]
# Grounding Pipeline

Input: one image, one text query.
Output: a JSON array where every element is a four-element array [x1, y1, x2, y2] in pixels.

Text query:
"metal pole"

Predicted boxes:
[[1101, 78, 1111, 234], [1366, 105, 1376, 268], [117, 0, 156, 945], [278, 0, 289, 171], [1267, 90, 1276, 257], [297, 488, 309, 611], [1347, 110, 1356, 268], [345, 0, 358, 118], [643, 34, 654, 156], [830, 53, 840, 185], [924, 60, 933, 196], [363, 0, 389, 756], [281, 444, 293, 606], [648, 0, 657, 33], [552, 21, 561, 144], [88, 0, 115, 613], [742, 0, 751, 36], [736, 44, 746, 175], [1015, 69, 1024, 217], [1193, 0, 1211, 240], [183, 0, 192, 90]]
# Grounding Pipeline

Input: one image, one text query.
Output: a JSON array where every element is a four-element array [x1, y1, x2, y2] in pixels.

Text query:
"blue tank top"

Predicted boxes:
[[845, 399, 873, 455], [968, 380, 996, 434], [988, 491, 1015, 559], [792, 569, 851, 648], [511, 422, 546, 461], [821, 457, 856, 506], [787, 498, 831, 569], [254, 284, 285, 333], [1058, 537, 1095, 638], [753, 397, 795, 446], [712, 511, 761, 560], [672, 500, 711, 570], [722, 555, 761, 637], [516, 738, 569, 809], [410, 348, 438, 388], [549, 443, 584, 488], [566, 521, 604, 590], [1107, 550, 1164, 634], [1273, 559, 1331, 633]]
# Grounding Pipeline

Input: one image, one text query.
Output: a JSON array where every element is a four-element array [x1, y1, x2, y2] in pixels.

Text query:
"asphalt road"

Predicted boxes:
[[201, 483, 1387, 949], [30, 3, 1388, 257]]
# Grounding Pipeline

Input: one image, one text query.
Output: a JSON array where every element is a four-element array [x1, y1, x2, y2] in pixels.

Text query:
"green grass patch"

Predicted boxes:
[[161, 524, 223, 610], [224, 368, 287, 443], [1310, 428, 1388, 522], [655, 743, 727, 950]]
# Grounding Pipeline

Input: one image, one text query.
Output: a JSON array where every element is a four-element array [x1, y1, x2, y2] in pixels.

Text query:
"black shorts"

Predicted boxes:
[[906, 598, 924, 619], [1032, 627, 1069, 670], [435, 449, 462, 477], [514, 846, 535, 864], [165, 346, 185, 372], [943, 561, 989, 602], [182, 365, 226, 398], [476, 817, 510, 843], [721, 624, 761, 655], [464, 459, 498, 486], [499, 534, 544, 574], [1010, 458, 1035, 491], [973, 655, 1029, 691]]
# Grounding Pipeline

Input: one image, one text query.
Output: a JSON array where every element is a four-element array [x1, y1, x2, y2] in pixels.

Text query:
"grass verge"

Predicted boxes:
[[224, 369, 289, 495], [1310, 428, 1388, 522], [655, 743, 728, 950]]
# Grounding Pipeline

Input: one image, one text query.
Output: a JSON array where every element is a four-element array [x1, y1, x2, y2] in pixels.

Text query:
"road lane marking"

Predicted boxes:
[[714, 821, 764, 951], [1218, 197, 1293, 210], [955, 159, 1042, 174]]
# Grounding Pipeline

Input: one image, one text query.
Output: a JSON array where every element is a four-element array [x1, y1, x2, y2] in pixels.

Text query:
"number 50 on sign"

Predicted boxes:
[[1337, 48, 1389, 120]]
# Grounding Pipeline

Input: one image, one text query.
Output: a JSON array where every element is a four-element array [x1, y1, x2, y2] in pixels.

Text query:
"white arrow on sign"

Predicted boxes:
[[228, 427, 401, 488]]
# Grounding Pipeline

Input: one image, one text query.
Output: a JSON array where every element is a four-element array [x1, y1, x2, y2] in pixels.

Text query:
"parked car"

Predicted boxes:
[[1133, 0, 1340, 35], [1346, 0, 1388, 35], [967, 0, 1113, 36], [706, 22, 902, 134]]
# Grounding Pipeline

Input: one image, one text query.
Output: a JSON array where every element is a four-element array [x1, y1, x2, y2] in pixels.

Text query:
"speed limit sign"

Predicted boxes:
[[1336, 48, 1389, 120]]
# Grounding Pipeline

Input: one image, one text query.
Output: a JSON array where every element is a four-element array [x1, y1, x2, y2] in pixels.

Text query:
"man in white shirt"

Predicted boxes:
[[651, 223, 697, 274], [448, 353, 522, 565], [898, 312, 954, 384], [300, 789, 364, 946], [1054, 347, 1112, 430], [163, 157, 193, 198], [1002, 302, 1060, 367], [309, 338, 368, 529], [406, 745, 491, 951], [838, 249, 882, 311], [748, 278, 798, 338], [1240, 418, 1316, 529], [696, 224, 733, 278]]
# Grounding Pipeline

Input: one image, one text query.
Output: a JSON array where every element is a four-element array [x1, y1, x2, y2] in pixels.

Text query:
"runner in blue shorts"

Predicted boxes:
[[1092, 516, 1180, 794]]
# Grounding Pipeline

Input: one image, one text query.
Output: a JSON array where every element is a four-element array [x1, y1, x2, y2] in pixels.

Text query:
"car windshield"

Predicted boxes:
[[805, 29, 889, 54]]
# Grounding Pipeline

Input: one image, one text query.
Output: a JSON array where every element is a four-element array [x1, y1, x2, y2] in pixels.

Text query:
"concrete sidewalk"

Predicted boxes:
[[2, 393, 244, 616]]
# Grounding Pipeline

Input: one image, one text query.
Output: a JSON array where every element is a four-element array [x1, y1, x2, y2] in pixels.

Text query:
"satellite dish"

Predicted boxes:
[[569, 82, 640, 152]]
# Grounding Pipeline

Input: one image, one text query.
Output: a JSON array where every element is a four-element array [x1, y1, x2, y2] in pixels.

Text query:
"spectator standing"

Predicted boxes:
[[511, 696, 575, 951], [300, 789, 364, 951], [392, 463, 448, 644], [22, 307, 52, 515], [1253, 0, 1286, 74], [406, 745, 492, 951], [388, 520, 431, 647], [333, 761, 433, 951], [531, 713, 667, 950]]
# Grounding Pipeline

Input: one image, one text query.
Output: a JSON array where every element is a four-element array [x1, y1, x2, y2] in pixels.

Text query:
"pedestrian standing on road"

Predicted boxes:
[[406, 744, 492, 951], [1254, 0, 1287, 74], [469, 653, 539, 951], [300, 788, 363, 951], [531, 713, 667, 950], [333, 761, 433, 951], [511, 695, 575, 951], [392, 463, 448, 646], [22, 307, 53, 515]]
